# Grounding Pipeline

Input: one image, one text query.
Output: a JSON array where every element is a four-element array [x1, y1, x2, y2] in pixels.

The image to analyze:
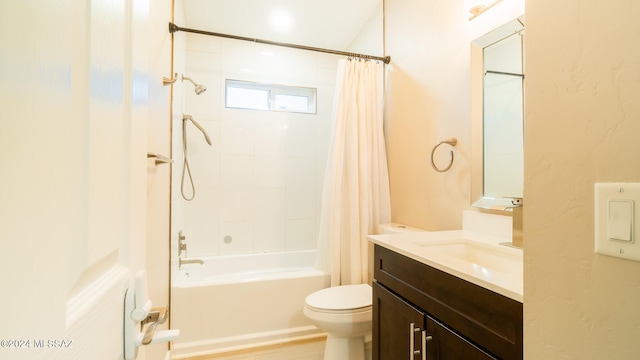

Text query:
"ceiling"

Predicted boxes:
[[181, 0, 381, 51]]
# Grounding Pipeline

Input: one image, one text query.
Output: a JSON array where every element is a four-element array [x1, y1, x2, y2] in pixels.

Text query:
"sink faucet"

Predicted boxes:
[[511, 198, 523, 248], [179, 258, 204, 267]]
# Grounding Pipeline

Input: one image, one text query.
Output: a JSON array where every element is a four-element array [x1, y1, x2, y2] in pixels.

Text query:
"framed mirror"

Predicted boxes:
[[471, 16, 525, 211]]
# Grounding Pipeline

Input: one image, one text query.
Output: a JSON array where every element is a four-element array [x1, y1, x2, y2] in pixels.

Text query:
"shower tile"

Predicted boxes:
[[316, 85, 335, 120], [255, 154, 286, 188], [255, 115, 287, 188], [184, 187, 221, 256], [221, 39, 266, 77], [285, 219, 317, 251], [286, 115, 317, 158], [268, 48, 317, 84], [186, 50, 222, 75], [184, 72, 222, 122], [286, 156, 315, 188], [220, 111, 255, 155], [186, 33, 221, 53], [285, 187, 316, 220], [254, 189, 286, 252], [316, 52, 342, 70], [176, 33, 336, 261], [220, 154, 254, 189], [220, 186, 254, 222], [186, 120, 221, 189], [220, 155, 254, 222], [219, 221, 254, 255]]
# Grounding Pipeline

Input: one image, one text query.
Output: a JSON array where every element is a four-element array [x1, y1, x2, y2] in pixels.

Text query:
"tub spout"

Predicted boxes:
[[179, 258, 204, 267]]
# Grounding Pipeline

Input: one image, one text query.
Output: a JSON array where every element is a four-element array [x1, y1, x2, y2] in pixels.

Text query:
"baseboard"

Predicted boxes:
[[171, 326, 326, 359]]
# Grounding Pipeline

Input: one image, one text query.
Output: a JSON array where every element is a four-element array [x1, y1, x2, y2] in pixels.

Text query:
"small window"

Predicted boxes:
[[225, 79, 317, 114]]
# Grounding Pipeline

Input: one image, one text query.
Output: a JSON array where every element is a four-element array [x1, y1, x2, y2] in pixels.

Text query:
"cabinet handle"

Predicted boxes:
[[410, 323, 422, 359], [421, 330, 432, 360]]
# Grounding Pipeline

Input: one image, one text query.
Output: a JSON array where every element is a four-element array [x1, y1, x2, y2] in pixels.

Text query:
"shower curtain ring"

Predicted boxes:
[[430, 138, 457, 172]]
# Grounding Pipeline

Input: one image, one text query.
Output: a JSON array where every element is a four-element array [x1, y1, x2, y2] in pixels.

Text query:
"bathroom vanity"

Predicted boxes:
[[369, 230, 523, 360]]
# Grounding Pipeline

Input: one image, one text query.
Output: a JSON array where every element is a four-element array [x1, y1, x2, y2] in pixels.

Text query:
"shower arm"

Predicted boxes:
[[182, 75, 207, 94], [182, 75, 197, 86]]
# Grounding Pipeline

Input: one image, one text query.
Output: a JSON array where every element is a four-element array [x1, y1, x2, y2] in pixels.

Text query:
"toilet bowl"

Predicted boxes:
[[304, 284, 372, 360], [305, 223, 428, 360]]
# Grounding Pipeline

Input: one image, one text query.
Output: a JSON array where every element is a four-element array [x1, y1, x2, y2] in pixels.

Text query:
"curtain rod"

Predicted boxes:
[[485, 70, 525, 78], [169, 22, 391, 64]]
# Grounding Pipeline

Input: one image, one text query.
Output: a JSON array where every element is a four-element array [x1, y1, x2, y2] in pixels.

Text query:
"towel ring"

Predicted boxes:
[[430, 138, 457, 172]]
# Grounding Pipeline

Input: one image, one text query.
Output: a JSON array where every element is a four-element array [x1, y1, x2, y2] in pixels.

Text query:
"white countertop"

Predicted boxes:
[[368, 230, 523, 302]]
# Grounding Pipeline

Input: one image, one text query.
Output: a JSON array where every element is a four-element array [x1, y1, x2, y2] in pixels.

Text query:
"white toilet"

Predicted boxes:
[[304, 223, 427, 360], [304, 284, 372, 360]]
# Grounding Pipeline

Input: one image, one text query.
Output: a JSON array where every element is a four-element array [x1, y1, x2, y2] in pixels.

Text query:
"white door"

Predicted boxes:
[[0, 1, 155, 359]]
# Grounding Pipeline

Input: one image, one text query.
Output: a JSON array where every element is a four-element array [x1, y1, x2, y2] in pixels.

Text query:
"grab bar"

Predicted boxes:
[[430, 138, 457, 172]]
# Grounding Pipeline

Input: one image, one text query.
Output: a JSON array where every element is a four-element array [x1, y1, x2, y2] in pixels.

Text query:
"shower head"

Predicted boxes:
[[182, 75, 207, 95], [182, 114, 212, 146]]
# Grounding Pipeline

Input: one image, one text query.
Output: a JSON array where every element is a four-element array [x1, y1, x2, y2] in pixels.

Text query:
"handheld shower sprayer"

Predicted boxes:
[[182, 114, 212, 145], [182, 75, 207, 95], [181, 114, 212, 201]]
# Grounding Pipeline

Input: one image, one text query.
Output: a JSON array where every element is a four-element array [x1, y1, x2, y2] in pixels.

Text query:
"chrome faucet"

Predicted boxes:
[[177, 230, 203, 267], [498, 198, 523, 249], [179, 258, 204, 267], [511, 198, 523, 248]]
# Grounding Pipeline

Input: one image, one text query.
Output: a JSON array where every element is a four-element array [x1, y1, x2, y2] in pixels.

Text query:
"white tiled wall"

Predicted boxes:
[[173, 34, 340, 257]]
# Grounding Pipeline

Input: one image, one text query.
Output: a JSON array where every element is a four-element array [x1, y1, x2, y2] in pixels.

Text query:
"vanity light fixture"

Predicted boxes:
[[468, 0, 503, 21]]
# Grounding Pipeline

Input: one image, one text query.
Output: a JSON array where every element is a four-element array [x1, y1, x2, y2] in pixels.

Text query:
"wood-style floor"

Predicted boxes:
[[176, 338, 325, 360]]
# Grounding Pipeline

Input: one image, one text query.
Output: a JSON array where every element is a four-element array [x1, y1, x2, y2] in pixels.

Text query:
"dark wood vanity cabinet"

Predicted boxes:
[[372, 245, 523, 360]]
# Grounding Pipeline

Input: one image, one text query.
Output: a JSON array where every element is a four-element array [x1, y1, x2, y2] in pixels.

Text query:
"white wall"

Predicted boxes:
[[525, 0, 640, 357], [348, 1, 384, 57], [172, 35, 342, 257], [384, 0, 524, 230]]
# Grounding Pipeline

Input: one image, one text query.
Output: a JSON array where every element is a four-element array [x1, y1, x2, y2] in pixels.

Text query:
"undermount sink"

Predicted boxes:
[[368, 229, 524, 301], [414, 240, 521, 274]]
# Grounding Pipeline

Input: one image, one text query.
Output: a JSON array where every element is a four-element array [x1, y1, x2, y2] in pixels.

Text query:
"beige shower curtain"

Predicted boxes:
[[317, 59, 391, 286]]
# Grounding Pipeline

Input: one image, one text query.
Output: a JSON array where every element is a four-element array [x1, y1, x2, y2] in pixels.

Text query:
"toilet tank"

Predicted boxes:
[[377, 223, 428, 234]]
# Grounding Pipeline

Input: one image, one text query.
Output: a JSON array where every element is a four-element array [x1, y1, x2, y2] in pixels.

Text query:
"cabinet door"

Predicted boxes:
[[373, 282, 426, 360], [426, 315, 497, 360]]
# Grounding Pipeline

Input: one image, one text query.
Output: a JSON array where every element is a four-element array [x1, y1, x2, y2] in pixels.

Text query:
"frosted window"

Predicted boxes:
[[226, 87, 269, 110], [225, 79, 316, 114], [274, 94, 308, 112]]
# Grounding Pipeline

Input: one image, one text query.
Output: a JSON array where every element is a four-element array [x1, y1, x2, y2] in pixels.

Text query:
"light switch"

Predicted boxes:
[[608, 200, 634, 242], [595, 183, 640, 262]]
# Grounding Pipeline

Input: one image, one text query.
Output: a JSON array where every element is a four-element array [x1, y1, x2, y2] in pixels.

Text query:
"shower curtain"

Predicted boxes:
[[317, 59, 391, 286]]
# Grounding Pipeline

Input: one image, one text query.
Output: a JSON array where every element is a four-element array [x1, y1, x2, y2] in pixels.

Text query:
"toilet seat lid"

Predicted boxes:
[[305, 284, 372, 311]]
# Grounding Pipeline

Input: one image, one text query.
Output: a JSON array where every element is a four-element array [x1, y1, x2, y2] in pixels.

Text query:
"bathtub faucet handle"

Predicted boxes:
[[178, 230, 187, 256]]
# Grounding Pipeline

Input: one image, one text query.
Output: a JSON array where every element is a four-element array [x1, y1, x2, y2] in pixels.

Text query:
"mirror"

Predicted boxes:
[[471, 16, 525, 211]]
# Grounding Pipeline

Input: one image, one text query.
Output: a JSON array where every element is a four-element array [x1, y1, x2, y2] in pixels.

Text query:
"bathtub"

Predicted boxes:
[[170, 250, 330, 358]]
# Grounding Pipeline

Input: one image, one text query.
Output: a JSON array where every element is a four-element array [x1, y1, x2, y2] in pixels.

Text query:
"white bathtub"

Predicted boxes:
[[171, 250, 330, 358]]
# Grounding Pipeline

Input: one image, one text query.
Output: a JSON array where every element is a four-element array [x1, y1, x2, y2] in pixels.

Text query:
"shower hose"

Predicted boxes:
[[181, 118, 196, 201]]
